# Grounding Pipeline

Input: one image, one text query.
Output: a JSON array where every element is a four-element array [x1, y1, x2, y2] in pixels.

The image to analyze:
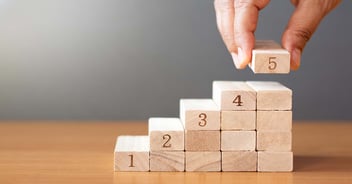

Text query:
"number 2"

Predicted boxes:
[[162, 134, 171, 148], [268, 57, 277, 70], [198, 113, 207, 127]]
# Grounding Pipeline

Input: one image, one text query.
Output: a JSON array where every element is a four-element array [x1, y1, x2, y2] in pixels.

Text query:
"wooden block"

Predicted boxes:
[[221, 111, 256, 130], [222, 151, 257, 171], [221, 131, 256, 151], [258, 151, 293, 172], [180, 99, 220, 130], [114, 136, 149, 171], [249, 40, 290, 74], [212, 81, 256, 110], [246, 81, 292, 110], [257, 131, 292, 151], [150, 151, 185, 171], [148, 117, 184, 151], [185, 152, 221, 171], [185, 130, 220, 151], [257, 111, 292, 131]]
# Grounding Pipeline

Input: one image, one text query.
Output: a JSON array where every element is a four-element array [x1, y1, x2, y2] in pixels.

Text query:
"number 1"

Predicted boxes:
[[128, 154, 135, 167]]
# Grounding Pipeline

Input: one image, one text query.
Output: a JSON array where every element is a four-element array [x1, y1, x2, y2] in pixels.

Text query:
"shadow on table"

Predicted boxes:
[[294, 155, 352, 172]]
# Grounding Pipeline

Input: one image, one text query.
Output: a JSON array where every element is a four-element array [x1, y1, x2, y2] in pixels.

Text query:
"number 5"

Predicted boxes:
[[268, 57, 277, 70]]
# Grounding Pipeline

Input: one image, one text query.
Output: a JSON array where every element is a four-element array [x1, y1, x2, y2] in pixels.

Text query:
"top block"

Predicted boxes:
[[249, 40, 290, 74], [180, 99, 220, 130], [212, 81, 256, 110], [246, 81, 292, 110]]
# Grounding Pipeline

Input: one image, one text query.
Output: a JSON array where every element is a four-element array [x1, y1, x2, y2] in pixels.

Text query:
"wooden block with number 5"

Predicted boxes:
[[212, 81, 256, 110], [148, 117, 184, 151], [180, 99, 220, 130], [114, 136, 150, 171], [249, 40, 290, 74]]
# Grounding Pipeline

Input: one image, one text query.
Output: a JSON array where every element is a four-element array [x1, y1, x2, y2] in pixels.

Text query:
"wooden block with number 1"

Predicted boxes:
[[148, 117, 184, 151], [114, 136, 149, 171], [180, 99, 220, 130], [249, 40, 290, 74]]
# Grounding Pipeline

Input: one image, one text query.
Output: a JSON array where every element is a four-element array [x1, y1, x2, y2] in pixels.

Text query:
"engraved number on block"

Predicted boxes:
[[268, 57, 277, 70], [198, 113, 207, 127], [162, 134, 172, 148], [232, 95, 243, 106], [128, 154, 135, 167]]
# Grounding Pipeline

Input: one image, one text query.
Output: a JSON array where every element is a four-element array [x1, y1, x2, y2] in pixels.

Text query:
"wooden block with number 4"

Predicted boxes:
[[249, 40, 290, 74], [148, 117, 184, 151], [180, 99, 220, 130], [212, 81, 256, 110], [114, 136, 149, 171]]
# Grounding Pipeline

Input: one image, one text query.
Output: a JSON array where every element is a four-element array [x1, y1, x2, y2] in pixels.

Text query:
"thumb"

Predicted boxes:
[[282, 1, 337, 70]]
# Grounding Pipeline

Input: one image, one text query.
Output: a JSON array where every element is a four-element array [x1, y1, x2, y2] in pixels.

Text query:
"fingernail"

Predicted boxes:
[[291, 48, 301, 70], [237, 47, 244, 68], [231, 52, 240, 69]]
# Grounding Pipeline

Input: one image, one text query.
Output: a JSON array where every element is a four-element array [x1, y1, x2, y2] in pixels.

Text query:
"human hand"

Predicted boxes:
[[214, 0, 341, 70]]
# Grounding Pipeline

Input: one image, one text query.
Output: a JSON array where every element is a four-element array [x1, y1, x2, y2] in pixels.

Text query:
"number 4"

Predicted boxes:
[[233, 95, 243, 106]]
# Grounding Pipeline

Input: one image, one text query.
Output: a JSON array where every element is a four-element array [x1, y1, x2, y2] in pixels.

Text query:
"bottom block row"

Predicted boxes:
[[114, 136, 293, 172]]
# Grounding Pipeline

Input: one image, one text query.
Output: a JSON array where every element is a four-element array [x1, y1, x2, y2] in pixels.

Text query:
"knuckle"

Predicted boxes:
[[292, 28, 313, 42]]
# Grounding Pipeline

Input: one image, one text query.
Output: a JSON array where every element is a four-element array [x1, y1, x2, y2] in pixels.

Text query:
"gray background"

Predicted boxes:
[[0, 0, 351, 121]]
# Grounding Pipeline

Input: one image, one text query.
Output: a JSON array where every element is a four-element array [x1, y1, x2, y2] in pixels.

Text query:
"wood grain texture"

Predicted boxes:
[[249, 40, 290, 74], [212, 81, 256, 110], [1, 121, 352, 184], [185, 130, 220, 151], [258, 152, 293, 172], [114, 136, 150, 171], [185, 152, 221, 171], [180, 99, 220, 130], [257, 131, 292, 151], [222, 151, 257, 171], [257, 111, 292, 131], [150, 151, 184, 172], [221, 131, 256, 151], [247, 81, 292, 110], [148, 117, 184, 151], [221, 111, 256, 130]]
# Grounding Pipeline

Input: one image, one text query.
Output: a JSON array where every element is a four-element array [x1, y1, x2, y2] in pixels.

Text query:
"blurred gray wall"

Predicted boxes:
[[0, 0, 351, 120]]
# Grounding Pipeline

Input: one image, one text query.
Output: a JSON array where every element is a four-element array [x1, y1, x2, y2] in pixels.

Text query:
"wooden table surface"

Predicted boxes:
[[0, 121, 351, 184]]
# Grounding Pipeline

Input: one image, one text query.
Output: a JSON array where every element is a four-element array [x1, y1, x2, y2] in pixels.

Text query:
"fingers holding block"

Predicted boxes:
[[114, 136, 150, 171], [249, 40, 290, 74]]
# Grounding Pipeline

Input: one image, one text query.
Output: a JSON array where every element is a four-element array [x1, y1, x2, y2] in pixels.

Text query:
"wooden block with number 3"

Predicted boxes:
[[212, 81, 256, 110], [114, 136, 150, 171], [180, 99, 220, 130], [148, 117, 184, 151], [249, 40, 290, 74]]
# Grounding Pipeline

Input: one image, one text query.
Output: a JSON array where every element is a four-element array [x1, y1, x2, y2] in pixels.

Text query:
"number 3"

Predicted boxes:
[[198, 113, 207, 127], [268, 57, 277, 70]]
